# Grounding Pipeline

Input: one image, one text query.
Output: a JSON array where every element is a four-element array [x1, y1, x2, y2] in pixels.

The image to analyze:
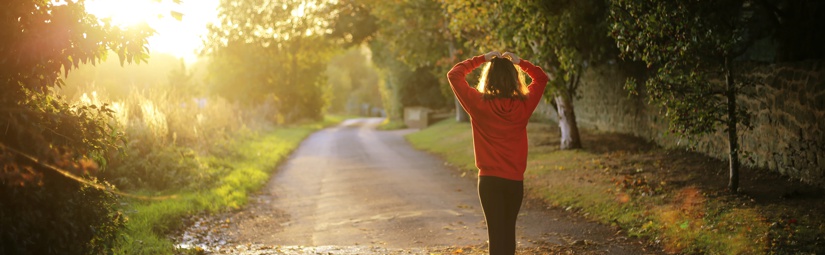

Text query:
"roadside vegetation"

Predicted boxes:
[[407, 119, 825, 254], [5, 0, 823, 254], [377, 118, 407, 130], [66, 68, 348, 254], [2, 1, 370, 253], [113, 118, 343, 254]]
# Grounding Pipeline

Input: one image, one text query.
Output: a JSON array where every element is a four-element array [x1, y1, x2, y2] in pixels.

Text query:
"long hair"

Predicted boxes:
[[477, 57, 528, 100]]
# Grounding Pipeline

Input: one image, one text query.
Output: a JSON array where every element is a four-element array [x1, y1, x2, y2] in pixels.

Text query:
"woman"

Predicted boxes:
[[447, 51, 548, 255]]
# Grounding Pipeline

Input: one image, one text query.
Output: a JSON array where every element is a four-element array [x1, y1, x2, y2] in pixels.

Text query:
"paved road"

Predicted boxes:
[[228, 118, 489, 248], [179, 118, 658, 254]]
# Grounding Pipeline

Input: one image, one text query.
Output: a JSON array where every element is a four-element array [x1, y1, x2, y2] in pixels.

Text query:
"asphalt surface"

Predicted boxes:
[[178, 118, 659, 254]]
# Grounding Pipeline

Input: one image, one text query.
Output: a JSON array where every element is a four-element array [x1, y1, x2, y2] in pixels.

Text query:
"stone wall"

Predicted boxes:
[[540, 60, 825, 186]]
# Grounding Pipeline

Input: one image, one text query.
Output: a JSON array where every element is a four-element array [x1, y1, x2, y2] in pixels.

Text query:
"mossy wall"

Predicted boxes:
[[540, 60, 825, 186]]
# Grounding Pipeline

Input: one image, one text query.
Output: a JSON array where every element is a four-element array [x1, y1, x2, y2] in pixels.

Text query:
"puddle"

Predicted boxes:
[[172, 214, 449, 255], [180, 243, 431, 255], [173, 215, 234, 252]]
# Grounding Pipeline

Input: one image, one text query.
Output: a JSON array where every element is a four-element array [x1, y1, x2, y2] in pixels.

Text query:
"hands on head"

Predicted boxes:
[[484, 51, 501, 61], [484, 51, 520, 64], [502, 52, 520, 64]]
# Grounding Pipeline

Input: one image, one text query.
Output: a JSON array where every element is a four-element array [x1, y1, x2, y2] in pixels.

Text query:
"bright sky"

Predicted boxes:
[[84, 0, 220, 64]]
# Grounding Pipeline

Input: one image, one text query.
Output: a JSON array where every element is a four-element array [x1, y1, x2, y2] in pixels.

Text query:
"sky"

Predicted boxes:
[[84, 0, 221, 64]]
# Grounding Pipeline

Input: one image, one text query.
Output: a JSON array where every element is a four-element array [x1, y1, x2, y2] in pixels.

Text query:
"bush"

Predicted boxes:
[[0, 91, 129, 254], [0, 171, 126, 254], [76, 87, 253, 192], [104, 144, 210, 191]]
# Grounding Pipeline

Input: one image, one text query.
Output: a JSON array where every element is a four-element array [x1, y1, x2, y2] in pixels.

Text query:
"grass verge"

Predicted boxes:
[[406, 119, 824, 254], [376, 118, 407, 130], [113, 116, 347, 254]]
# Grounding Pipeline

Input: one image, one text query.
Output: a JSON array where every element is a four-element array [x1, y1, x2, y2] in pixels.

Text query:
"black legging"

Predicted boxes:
[[478, 176, 524, 255]]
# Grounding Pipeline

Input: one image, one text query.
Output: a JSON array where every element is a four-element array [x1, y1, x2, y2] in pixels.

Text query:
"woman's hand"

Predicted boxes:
[[502, 52, 520, 64], [484, 51, 501, 61]]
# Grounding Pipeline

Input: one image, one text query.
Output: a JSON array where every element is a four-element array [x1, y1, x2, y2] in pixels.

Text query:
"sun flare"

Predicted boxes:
[[84, 0, 161, 27], [84, 0, 219, 63]]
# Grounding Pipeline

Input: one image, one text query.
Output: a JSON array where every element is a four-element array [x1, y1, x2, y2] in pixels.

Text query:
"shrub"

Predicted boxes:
[[0, 174, 125, 254], [97, 88, 257, 192], [0, 94, 128, 254]]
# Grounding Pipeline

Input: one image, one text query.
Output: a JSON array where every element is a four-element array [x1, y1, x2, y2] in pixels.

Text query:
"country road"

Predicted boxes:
[[176, 118, 658, 254]]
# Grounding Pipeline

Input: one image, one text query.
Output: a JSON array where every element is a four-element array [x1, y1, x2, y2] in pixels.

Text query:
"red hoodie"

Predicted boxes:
[[447, 55, 548, 181]]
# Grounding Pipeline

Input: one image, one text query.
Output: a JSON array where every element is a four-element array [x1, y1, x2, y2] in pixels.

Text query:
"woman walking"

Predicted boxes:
[[447, 51, 548, 255]]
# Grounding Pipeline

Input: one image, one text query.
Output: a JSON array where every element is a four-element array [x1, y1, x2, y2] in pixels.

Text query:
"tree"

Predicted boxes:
[[1, 0, 152, 253], [326, 0, 379, 48], [325, 46, 382, 116], [60, 53, 183, 100], [444, 0, 613, 149], [364, 0, 460, 121], [368, 37, 451, 121], [322, 0, 474, 122], [203, 0, 338, 123], [167, 58, 199, 96], [608, 0, 772, 192]]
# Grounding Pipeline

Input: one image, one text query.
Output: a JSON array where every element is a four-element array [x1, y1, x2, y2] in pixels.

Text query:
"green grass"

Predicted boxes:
[[376, 118, 407, 130], [405, 119, 474, 171], [406, 119, 807, 254], [113, 116, 346, 254]]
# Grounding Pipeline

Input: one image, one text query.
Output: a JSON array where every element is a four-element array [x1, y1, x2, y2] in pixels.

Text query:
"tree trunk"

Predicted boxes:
[[554, 91, 582, 149], [455, 96, 469, 122], [445, 33, 468, 122], [725, 58, 740, 192]]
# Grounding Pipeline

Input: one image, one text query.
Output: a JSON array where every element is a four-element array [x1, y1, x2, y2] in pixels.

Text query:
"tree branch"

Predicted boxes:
[[0, 143, 176, 201]]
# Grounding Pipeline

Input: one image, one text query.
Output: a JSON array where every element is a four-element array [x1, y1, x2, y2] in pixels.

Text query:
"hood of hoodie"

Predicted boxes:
[[486, 98, 527, 123]]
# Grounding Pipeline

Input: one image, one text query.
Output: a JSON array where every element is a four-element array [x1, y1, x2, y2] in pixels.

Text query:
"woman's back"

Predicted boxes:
[[446, 52, 548, 181]]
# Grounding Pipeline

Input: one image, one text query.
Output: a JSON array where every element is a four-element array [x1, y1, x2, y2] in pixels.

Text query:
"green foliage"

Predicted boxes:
[[77, 80, 253, 192], [444, 0, 612, 97], [166, 58, 200, 97], [326, 47, 383, 115], [441, 1, 505, 53], [114, 122, 332, 254], [1, 0, 152, 95], [204, 0, 338, 123], [377, 118, 408, 130], [327, 0, 379, 47], [359, 0, 460, 119], [369, 39, 452, 120], [1, 0, 151, 186], [107, 145, 208, 191], [52, 27, 337, 251], [608, 0, 770, 191], [442, 0, 612, 149], [1, 0, 152, 253], [1, 176, 126, 254], [608, 0, 758, 137], [59, 53, 184, 100], [367, 0, 451, 69]]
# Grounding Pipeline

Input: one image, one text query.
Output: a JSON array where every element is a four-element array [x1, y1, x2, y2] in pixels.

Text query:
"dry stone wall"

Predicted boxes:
[[540, 60, 825, 186]]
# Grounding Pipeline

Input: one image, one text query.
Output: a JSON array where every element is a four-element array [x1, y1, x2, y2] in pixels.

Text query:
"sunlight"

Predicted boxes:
[[292, 4, 307, 17], [84, 0, 220, 63], [291, 1, 323, 18], [84, 0, 159, 27]]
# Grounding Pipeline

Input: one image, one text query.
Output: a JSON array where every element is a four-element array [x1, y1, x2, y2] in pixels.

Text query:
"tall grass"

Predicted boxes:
[[114, 127, 324, 254], [64, 76, 345, 253]]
